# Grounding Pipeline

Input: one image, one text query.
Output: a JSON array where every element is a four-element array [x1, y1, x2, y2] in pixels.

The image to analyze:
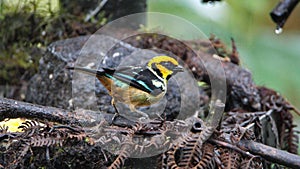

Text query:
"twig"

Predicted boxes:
[[208, 138, 256, 158], [84, 0, 108, 22], [270, 0, 300, 29], [237, 139, 300, 169]]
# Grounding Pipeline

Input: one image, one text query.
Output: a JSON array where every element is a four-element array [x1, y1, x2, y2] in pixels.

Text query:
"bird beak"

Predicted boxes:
[[173, 65, 184, 73]]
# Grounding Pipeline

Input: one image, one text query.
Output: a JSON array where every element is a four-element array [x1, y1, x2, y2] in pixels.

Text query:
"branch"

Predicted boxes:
[[237, 140, 300, 169], [208, 138, 256, 158], [208, 137, 300, 168], [0, 97, 134, 127], [0, 98, 77, 124], [270, 0, 300, 29]]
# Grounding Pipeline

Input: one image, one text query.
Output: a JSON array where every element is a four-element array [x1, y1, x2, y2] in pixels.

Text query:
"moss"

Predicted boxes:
[[0, 0, 106, 85]]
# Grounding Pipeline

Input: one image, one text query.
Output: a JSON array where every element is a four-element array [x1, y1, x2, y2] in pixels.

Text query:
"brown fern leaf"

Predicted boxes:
[[108, 144, 131, 169], [179, 124, 214, 168], [258, 87, 299, 153], [18, 120, 41, 131], [18, 120, 44, 138], [281, 124, 299, 154], [0, 125, 8, 134], [193, 143, 215, 169], [240, 157, 262, 169], [221, 111, 264, 131], [67, 132, 87, 142], [219, 148, 241, 168], [178, 133, 203, 168], [164, 119, 214, 168], [107, 123, 143, 169], [289, 127, 299, 154], [31, 133, 64, 147], [166, 145, 180, 169], [6, 142, 31, 169], [157, 153, 168, 169], [278, 112, 297, 153], [5, 139, 31, 169], [20, 142, 30, 157], [156, 153, 164, 169]]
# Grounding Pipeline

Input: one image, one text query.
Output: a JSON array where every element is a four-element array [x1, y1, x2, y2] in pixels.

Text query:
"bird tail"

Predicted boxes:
[[66, 66, 105, 76]]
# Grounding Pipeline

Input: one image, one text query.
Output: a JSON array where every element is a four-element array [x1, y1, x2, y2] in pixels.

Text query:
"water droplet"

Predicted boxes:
[[275, 27, 283, 34]]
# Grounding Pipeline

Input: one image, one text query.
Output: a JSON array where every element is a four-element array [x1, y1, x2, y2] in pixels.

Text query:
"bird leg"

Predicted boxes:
[[111, 98, 120, 124], [129, 105, 149, 120], [111, 99, 149, 123]]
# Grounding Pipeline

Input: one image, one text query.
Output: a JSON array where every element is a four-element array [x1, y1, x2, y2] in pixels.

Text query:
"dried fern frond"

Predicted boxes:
[[164, 118, 215, 168], [107, 144, 132, 169], [178, 133, 203, 167], [31, 133, 64, 147], [107, 122, 143, 169], [219, 148, 241, 169], [0, 125, 8, 134], [18, 120, 43, 132], [194, 143, 215, 169], [240, 157, 262, 169]]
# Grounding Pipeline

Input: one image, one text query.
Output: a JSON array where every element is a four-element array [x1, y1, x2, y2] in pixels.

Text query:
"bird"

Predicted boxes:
[[67, 55, 183, 120]]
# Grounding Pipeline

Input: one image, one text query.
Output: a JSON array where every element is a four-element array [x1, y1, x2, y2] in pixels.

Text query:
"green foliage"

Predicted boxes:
[[0, 0, 106, 85], [0, 0, 48, 84], [149, 0, 300, 109]]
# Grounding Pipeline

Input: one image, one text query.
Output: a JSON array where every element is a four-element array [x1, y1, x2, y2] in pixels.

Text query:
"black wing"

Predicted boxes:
[[102, 66, 164, 96]]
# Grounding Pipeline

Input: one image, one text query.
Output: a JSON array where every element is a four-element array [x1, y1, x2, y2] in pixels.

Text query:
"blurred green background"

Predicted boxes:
[[149, 0, 300, 111], [1, 0, 299, 147], [148, 0, 300, 153], [148, 0, 300, 128]]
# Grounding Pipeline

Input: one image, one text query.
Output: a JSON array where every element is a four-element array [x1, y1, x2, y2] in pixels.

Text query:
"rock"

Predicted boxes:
[[26, 36, 89, 109], [26, 35, 201, 120]]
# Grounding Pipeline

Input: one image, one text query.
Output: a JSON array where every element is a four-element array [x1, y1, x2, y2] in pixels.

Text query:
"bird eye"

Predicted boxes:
[[161, 61, 176, 70], [163, 62, 172, 66]]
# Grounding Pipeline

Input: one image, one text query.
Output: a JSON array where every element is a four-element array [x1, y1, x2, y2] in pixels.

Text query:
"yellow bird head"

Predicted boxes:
[[147, 56, 183, 80]]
